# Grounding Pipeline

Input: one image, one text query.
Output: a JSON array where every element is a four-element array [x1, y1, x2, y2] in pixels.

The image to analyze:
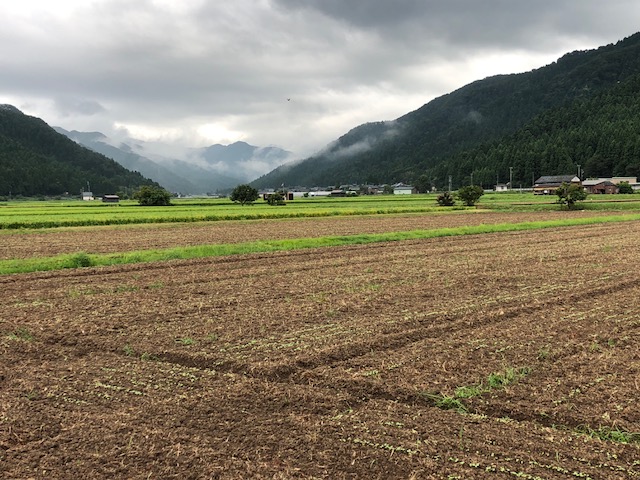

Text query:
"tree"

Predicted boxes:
[[265, 192, 286, 205], [414, 174, 433, 193], [230, 184, 259, 205], [133, 185, 172, 206], [618, 181, 634, 194], [556, 182, 588, 209], [436, 191, 456, 206], [456, 185, 484, 206]]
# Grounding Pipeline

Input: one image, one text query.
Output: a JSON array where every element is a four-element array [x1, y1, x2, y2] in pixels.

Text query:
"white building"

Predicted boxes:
[[393, 184, 417, 195]]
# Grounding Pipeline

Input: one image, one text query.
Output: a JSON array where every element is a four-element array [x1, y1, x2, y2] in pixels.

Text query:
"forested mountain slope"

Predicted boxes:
[[429, 74, 640, 188], [252, 32, 640, 189], [0, 106, 156, 197]]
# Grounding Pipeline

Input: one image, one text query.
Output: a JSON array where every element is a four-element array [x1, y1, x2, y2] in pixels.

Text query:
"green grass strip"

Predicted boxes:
[[2, 213, 640, 275]]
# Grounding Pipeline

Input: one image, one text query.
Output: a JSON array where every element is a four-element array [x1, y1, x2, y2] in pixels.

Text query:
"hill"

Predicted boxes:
[[252, 32, 640, 189], [0, 105, 157, 197]]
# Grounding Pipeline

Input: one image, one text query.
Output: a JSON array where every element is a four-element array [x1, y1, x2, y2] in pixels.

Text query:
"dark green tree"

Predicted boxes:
[[230, 184, 259, 205], [133, 185, 172, 206], [456, 185, 484, 206], [617, 181, 634, 194], [414, 174, 433, 193], [556, 182, 588, 209]]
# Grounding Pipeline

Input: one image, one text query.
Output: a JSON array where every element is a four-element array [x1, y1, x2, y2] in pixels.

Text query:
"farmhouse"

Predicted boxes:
[[102, 194, 120, 203], [308, 190, 331, 197], [611, 177, 640, 191], [393, 184, 417, 195], [81, 191, 94, 201], [533, 175, 581, 195], [582, 179, 618, 194], [495, 183, 509, 192]]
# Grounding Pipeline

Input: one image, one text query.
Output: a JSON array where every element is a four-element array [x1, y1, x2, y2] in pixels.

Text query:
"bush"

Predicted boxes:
[[618, 181, 634, 194], [436, 191, 456, 206], [67, 252, 94, 268], [265, 192, 286, 205]]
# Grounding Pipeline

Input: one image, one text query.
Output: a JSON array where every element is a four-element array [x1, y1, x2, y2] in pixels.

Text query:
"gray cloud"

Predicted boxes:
[[0, 0, 638, 177], [54, 97, 106, 117]]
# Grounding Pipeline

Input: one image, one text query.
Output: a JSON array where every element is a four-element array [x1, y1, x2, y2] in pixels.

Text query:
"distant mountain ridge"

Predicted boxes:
[[57, 129, 293, 194], [0, 106, 156, 197], [252, 32, 640, 190]]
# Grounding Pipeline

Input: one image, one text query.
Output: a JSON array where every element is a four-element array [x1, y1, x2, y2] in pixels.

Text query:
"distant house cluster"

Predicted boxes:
[[258, 182, 419, 199], [532, 175, 639, 195], [582, 177, 639, 194], [81, 191, 120, 202]]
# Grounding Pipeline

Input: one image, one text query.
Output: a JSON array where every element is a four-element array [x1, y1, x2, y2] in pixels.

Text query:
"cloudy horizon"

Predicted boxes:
[[1, 1, 638, 168]]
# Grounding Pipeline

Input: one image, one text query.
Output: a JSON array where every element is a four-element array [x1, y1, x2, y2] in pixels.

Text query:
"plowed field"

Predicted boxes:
[[0, 209, 626, 259], [1, 214, 639, 478]]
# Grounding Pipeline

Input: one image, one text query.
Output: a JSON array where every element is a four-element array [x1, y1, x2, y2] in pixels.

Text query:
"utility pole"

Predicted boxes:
[[577, 164, 581, 180], [509, 167, 513, 191], [470, 172, 474, 186], [448, 175, 452, 192]]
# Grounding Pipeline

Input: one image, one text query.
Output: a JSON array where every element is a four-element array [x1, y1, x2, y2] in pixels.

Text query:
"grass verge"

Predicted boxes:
[[2, 214, 640, 275]]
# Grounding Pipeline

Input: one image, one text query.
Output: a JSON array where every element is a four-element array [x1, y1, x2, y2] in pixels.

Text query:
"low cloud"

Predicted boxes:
[[53, 97, 106, 117], [1, 0, 638, 172]]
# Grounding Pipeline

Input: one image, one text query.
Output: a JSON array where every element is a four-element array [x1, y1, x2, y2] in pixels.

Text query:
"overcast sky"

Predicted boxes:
[[1, 0, 638, 159]]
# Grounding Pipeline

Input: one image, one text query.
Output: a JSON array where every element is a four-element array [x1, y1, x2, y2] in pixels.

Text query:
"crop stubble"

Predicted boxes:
[[0, 209, 625, 260], [1, 215, 639, 478]]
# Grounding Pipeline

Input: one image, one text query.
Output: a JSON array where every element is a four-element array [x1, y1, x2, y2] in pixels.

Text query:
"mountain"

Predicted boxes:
[[252, 32, 640, 190], [427, 72, 640, 188], [0, 105, 157, 197], [54, 128, 201, 194], [192, 141, 293, 182], [57, 130, 293, 194]]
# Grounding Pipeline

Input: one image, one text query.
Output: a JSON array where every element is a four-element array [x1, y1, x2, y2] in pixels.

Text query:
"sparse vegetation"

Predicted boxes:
[[424, 367, 530, 413], [7, 327, 34, 342]]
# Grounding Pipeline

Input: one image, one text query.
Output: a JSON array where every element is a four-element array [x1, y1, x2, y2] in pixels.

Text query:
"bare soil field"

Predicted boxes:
[[0, 209, 631, 259], [1, 219, 639, 478]]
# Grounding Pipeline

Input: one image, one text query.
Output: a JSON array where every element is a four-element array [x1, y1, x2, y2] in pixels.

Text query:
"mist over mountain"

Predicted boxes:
[[252, 32, 640, 190], [191, 141, 294, 183], [56, 130, 294, 195]]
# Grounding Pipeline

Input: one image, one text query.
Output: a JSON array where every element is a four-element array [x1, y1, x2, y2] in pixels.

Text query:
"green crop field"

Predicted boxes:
[[0, 195, 463, 229], [1, 192, 639, 229]]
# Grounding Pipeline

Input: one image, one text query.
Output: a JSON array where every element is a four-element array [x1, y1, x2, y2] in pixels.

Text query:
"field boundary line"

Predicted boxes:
[[2, 213, 640, 275]]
